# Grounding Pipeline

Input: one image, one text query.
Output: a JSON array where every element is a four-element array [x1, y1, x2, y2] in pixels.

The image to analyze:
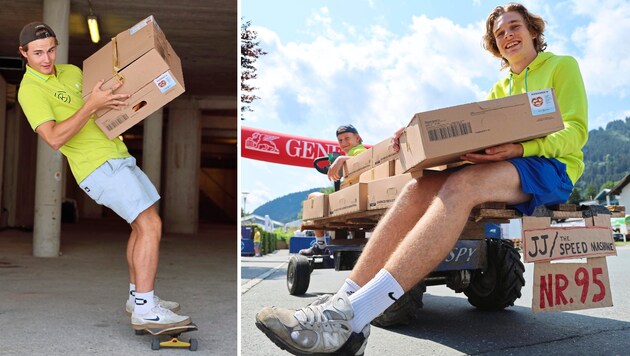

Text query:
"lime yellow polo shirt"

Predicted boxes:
[[18, 64, 130, 183], [487, 52, 588, 184], [347, 144, 366, 156]]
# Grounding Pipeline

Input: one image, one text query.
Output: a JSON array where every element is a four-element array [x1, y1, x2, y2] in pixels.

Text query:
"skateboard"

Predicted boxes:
[[135, 323, 198, 351]]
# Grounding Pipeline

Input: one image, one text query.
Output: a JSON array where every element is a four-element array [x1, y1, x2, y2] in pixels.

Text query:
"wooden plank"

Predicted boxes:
[[471, 208, 521, 221]]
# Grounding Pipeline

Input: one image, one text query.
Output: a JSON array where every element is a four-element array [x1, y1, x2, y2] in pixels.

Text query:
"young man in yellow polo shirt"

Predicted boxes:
[[17, 22, 190, 330], [299, 124, 366, 256]]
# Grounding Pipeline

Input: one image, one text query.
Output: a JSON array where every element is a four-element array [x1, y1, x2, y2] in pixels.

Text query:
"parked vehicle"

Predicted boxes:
[[613, 233, 625, 242]]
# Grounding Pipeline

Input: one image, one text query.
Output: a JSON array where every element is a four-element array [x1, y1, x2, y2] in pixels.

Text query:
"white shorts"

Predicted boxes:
[[79, 157, 160, 223]]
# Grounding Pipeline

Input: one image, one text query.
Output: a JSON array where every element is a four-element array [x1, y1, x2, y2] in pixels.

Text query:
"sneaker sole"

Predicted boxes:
[[132, 317, 191, 330], [255, 318, 365, 356], [125, 305, 181, 317]]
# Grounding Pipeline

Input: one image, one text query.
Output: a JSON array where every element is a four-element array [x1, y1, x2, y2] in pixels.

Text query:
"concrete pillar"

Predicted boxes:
[[0, 76, 6, 218], [2, 105, 21, 228], [32, 0, 69, 257], [142, 109, 164, 213], [164, 98, 200, 233]]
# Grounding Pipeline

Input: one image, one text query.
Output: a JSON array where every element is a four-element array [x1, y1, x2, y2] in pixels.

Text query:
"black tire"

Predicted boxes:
[[189, 338, 198, 351], [371, 282, 426, 327], [464, 238, 525, 310], [287, 254, 311, 295]]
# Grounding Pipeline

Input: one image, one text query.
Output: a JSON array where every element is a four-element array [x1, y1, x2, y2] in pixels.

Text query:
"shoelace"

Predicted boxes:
[[152, 304, 175, 317]]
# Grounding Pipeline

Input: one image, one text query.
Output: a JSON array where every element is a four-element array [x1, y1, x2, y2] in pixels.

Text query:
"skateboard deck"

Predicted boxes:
[[146, 323, 198, 336], [135, 323, 198, 351]]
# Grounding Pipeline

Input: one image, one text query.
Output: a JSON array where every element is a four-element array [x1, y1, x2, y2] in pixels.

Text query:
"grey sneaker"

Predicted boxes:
[[255, 292, 369, 355], [131, 305, 191, 330], [309, 293, 332, 306], [125, 295, 180, 316]]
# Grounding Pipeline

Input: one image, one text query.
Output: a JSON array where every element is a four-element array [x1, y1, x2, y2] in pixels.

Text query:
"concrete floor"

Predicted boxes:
[[0, 218, 237, 356]]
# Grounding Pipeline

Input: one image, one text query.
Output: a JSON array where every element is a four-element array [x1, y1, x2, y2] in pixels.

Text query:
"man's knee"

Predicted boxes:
[[131, 207, 162, 238]]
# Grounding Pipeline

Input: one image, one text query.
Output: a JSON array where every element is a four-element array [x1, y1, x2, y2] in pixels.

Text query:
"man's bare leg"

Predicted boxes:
[[349, 172, 452, 286], [384, 162, 530, 291], [127, 229, 137, 284], [130, 206, 162, 293], [344, 162, 530, 334]]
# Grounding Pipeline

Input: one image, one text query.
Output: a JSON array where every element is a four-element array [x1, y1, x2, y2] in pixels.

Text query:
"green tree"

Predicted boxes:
[[320, 186, 335, 194], [601, 180, 616, 190], [241, 19, 267, 120], [584, 184, 598, 200], [567, 187, 582, 205]]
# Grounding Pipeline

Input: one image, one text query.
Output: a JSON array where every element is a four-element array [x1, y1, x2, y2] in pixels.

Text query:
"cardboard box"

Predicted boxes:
[[302, 194, 328, 220], [372, 137, 399, 166], [328, 183, 367, 216], [359, 161, 392, 182], [341, 161, 392, 189], [82, 16, 185, 139], [367, 174, 413, 210], [342, 148, 372, 179], [398, 89, 564, 172]]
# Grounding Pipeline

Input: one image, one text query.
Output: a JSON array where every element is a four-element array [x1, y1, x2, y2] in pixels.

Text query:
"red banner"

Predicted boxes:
[[241, 126, 344, 168]]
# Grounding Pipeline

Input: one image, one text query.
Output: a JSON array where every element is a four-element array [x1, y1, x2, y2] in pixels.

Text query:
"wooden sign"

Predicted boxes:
[[532, 257, 612, 313], [523, 226, 616, 263]]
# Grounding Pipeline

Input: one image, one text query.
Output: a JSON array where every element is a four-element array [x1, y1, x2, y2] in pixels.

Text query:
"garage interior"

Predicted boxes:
[[0, 0, 238, 354]]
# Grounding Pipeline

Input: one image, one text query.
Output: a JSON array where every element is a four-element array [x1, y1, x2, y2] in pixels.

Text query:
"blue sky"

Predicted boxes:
[[240, 0, 630, 214]]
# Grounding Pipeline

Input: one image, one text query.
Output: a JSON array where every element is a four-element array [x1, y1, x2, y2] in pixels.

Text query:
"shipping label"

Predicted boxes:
[[104, 114, 129, 131], [528, 89, 556, 116], [424, 120, 473, 141], [130, 15, 159, 35], [154, 71, 177, 93]]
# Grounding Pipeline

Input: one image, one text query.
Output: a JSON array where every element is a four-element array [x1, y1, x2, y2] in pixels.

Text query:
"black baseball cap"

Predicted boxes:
[[336, 124, 359, 136], [19, 22, 56, 47]]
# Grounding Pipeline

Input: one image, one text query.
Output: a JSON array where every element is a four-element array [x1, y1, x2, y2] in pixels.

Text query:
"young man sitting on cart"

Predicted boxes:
[[257, 2, 587, 355], [299, 124, 367, 256]]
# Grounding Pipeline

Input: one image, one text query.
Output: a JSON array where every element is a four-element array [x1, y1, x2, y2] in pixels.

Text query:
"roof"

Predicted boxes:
[[609, 172, 630, 195]]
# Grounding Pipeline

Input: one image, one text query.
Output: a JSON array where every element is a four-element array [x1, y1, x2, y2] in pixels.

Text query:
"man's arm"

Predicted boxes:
[[327, 155, 351, 181], [36, 80, 129, 150]]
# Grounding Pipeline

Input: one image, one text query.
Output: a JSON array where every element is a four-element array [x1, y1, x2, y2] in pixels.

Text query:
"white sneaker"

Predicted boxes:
[[131, 305, 191, 330], [125, 295, 180, 316]]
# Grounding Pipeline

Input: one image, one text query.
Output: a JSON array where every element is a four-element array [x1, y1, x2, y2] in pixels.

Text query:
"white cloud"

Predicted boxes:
[[591, 109, 630, 130], [249, 10, 501, 144], [569, 0, 630, 97]]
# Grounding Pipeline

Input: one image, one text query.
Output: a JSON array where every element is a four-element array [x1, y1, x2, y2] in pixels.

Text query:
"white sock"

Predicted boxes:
[[134, 290, 156, 315], [339, 278, 361, 297], [348, 269, 404, 333], [129, 283, 136, 303]]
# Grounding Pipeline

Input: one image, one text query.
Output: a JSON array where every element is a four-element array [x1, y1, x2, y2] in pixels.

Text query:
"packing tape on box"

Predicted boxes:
[[111, 37, 125, 84]]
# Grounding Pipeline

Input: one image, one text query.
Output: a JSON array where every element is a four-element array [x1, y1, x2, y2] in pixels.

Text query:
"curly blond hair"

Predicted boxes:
[[483, 2, 547, 69]]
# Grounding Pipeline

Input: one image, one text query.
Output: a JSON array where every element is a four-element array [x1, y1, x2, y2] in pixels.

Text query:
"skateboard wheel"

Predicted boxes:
[[151, 338, 160, 350], [189, 338, 198, 351]]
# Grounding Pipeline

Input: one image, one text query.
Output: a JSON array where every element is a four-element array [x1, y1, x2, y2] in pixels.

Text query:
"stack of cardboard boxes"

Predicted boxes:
[[82, 16, 185, 139], [302, 89, 564, 221]]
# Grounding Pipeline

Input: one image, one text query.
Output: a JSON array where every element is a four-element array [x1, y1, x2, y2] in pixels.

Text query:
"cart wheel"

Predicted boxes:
[[189, 338, 198, 351], [287, 254, 311, 295], [151, 337, 160, 350]]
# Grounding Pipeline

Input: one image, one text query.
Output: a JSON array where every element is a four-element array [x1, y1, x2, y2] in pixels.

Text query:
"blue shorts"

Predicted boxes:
[[79, 157, 160, 223], [507, 157, 573, 216]]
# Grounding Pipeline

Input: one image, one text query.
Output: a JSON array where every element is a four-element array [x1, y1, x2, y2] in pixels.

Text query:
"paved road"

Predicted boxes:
[[241, 246, 630, 355]]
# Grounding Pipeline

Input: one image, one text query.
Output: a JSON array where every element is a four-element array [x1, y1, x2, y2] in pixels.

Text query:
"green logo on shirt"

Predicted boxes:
[[54, 91, 71, 103]]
